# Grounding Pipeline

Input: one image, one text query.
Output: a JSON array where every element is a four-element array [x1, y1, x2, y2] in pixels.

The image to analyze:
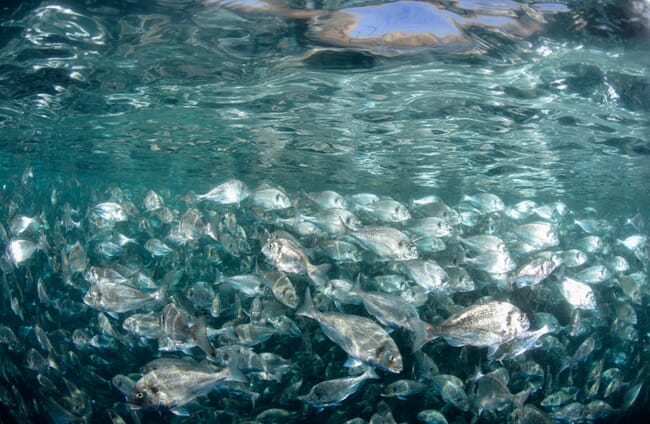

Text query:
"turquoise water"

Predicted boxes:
[[0, 0, 649, 423], [1, 1, 647, 211]]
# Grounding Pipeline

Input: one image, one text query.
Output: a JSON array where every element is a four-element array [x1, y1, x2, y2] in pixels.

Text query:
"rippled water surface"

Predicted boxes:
[[0, 0, 649, 423], [0, 0, 647, 211]]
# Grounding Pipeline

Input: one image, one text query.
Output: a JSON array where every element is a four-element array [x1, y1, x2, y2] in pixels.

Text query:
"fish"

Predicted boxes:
[[464, 251, 517, 274], [355, 198, 411, 223], [423, 301, 530, 354], [559, 277, 597, 310], [197, 179, 250, 204], [380, 379, 428, 399], [343, 224, 419, 261], [128, 358, 246, 413], [400, 259, 451, 295], [159, 303, 216, 359], [349, 279, 430, 352], [83, 281, 166, 315], [247, 183, 291, 211], [1, 168, 647, 424], [299, 366, 378, 408], [262, 230, 330, 286], [429, 374, 469, 411], [297, 288, 403, 373]]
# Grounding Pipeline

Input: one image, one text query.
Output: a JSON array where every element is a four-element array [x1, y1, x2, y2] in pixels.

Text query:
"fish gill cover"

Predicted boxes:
[[0, 0, 649, 423]]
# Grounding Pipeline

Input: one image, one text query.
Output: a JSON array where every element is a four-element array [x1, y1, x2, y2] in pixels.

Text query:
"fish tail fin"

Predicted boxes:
[[296, 287, 316, 318], [411, 321, 437, 353], [364, 365, 380, 380], [214, 268, 225, 285], [224, 357, 248, 384], [308, 263, 330, 287], [155, 285, 168, 304], [191, 315, 217, 360], [350, 274, 363, 295]]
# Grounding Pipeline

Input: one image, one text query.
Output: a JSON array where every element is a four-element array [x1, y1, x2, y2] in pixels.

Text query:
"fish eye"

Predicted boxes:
[[135, 392, 144, 399]]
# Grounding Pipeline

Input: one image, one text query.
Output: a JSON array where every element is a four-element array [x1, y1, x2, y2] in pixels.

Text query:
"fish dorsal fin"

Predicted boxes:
[[296, 287, 316, 318]]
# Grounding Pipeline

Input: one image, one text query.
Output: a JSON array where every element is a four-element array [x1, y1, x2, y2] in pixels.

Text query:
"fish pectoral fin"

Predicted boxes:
[[487, 344, 500, 358], [171, 406, 190, 416], [344, 357, 364, 368]]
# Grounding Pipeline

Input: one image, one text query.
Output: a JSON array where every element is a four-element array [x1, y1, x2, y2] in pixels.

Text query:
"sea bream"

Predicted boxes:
[[299, 366, 379, 408], [297, 288, 403, 373], [128, 358, 246, 413], [423, 300, 530, 353], [349, 279, 431, 352], [343, 224, 419, 261], [262, 230, 330, 286]]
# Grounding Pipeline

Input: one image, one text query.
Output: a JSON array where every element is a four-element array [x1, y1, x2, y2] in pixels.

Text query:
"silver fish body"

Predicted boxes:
[[425, 301, 530, 350], [129, 360, 245, 410], [197, 179, 250, 204], [346, 225, 419, 261], [299, 367, 378, 407], [297, 288, 403, 373], [262, 231, 330, 286], [83, 282, 165, 314]]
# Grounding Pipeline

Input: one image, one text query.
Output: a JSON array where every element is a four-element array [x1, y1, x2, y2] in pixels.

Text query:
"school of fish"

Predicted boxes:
[[0, 168, 648, 423]]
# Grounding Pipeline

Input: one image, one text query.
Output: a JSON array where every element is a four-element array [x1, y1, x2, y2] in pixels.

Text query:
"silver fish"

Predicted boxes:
[[300, 366, 378, 408], [460, 193, 504, 213], [248, 183, 291, 210], [574, 264, 612, 285], [215, 271, 266, 297], [303, 190, 346, 210], [513, 221, 559, 249], [129, 359, 246, 411], [512, 257, 558, 288], [90, 202, 128, 224], [344, 225, 419, 261], [144, 238, 174, 256], [424, 301, 530, 352], [262, 231, 330, 286], [297, 288, 403, 373], [350, 280, 430, 352], [380, 379, 427, 399], [464, 251, 516, 274], [401, 259, 450, 294], [265, 270, 299, 309], [197, 179, 249, 204], [159, 303, 216, 359], [417, 409, 449, 424], [559, 277, 597, 310], [429, 374, 469, 411], [122, 311, 161, 340], [406, 217, 454, 238], [294, 208, 362, 236], [487, 324, 552, 362], [459, 235, 507, 253], [7, 238, 41, 266], [83, 282, 166, 314], [356, 198, 411, 223], [143, 190, 165, 212], [316, 239, 363, 263], [559, 249, 588, 268]]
